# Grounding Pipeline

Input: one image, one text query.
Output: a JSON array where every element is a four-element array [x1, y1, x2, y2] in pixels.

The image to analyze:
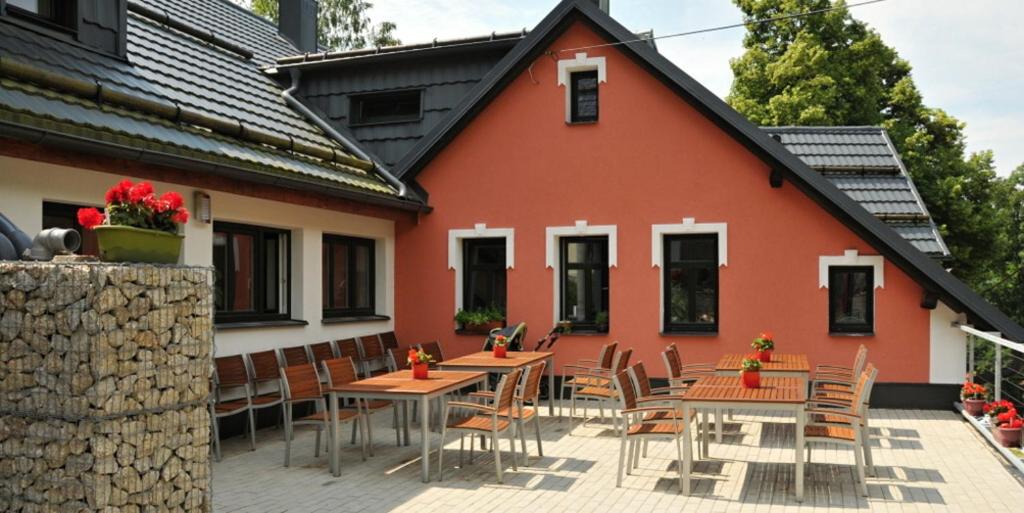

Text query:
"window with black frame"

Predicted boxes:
[[829, 266, 874, 334], [570, 69, 599, 123], [5, 0, 76, 32], [560, 236, 609, 332], [322, 234, 376, 318], [663, 234, 718, 333], [212, 222, 290, 324], [462, 238, 506, 314], [41, 201, 100, 256]]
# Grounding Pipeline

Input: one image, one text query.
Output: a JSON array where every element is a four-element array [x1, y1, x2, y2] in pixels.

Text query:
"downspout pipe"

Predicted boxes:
[[282, 69, 409, 198]]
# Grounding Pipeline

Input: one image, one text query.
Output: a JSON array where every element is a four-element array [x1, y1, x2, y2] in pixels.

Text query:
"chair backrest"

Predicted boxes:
[[359, 335, 385, 360], [849, 364, 879, 416], [612, 348, 633, 374], [280, 345, 310, 366], [598, 341, 618, 369], [379, 331, 399, 350], [246, 350, 282, 388], [520, 361, 547, 403], [419, 341, 444, 363], [662, 344, 682, 378], [281, 363, 322, 401], [335, 338, 361, 359], [309, 341, 336, 363], [852, 345, 869, 376], [215, 355, 249, 388], [321, 357, 360, 388], [629, 361, 652, 397], [613, 368, 638, 411], [495, 368, 524, 411]]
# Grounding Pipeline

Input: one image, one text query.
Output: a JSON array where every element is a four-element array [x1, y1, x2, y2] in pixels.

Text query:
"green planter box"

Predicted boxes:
[[94, 225, 183, 264]]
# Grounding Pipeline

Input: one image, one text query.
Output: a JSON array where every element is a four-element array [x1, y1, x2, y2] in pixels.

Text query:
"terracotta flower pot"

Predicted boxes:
[[741, 370, 761, 389], [412, 362, 429, 380], [963, 398, 986, 417], [493, 345, 507, 358], [995, 426, 1022, 448], [756, 349, 772, 363], [94, 225, 183, 264]]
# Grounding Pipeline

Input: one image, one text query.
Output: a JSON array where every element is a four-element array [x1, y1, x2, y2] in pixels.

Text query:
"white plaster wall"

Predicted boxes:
[[930, 301, 968, 384], [0, 156, 395, 356]]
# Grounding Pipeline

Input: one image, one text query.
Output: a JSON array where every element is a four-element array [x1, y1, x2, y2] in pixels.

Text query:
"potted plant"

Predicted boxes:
[[960, 379, 988, 416], [77, 180, 190, 264], [984, 399, 1015, 422], [740, 355, 762, 389], [454, 305, 506, 334], [407, 348, 435, 380], [595, 310, 609, 333], [751, 331, 774, 362], [994, 409, 1023, 448], [492, 334, 509, 358]]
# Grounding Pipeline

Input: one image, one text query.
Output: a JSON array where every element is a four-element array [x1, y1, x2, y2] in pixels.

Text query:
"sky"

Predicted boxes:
[[369, 0, 1024, 176]]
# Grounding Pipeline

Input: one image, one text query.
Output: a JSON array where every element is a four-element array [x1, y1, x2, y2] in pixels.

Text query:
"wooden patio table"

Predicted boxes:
[[437, 351, 556, 415], [680, 376, 807, 500], [713, 353, 810, 442], [327, 370, 487, 482]]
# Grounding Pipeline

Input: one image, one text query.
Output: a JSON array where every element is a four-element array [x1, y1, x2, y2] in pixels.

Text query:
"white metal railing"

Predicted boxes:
[[962, 324, 1024, 403]]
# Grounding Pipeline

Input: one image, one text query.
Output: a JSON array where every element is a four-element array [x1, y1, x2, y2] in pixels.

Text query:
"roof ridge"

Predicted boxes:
[[276, 29, 529, 66]]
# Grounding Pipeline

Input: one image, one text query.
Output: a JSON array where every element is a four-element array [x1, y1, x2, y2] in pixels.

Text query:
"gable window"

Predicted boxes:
[[350, 90, 422, 126], [560, 236, 609, 332], [5, 0, 76, 32], [463, 238, 506, 314], [213, 222, 290, 324], [322, 234, 375, 318], [829, 266, 874, 334], [570, 70, 599, 123], [663, 234, 719, 333], [41, 201, 100, 256]]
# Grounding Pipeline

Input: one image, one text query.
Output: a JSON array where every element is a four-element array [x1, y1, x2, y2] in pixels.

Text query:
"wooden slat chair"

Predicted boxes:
[[662, 344, 715, 386], [378, 331, 399, 350], [211, 355, 255, 461], [335, 338, 362, 360], [280, 345, 310, 367], [570, 348, 633, 433], [418, 341, 445, 368], [809, 362, 878, 475], [439, 368, 524, 483], [803, 365, 879, 497], [558, 341, 618, 417], [321, 356, 403, 451], [612, 367, 689, 494], [357, 335, 390, 377], [279, 363, 365, 467], [467, 362, 549, 462], [812, 344, 868, 393], [244, 350, 285, 431], [627, 361, 703, 462], [308, 341, 337, 364]]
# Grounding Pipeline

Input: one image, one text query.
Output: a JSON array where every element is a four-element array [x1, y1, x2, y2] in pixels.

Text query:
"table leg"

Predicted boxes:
[[547, 357, 555, 416], [795, 404, 805, 502], [330, 392, 340, 477], [420, 396, 431, 483], [403, 401, 411, 446], [681, 403, 691, 495], [701, 408, 710, 457], [715, 408, 723, 443]]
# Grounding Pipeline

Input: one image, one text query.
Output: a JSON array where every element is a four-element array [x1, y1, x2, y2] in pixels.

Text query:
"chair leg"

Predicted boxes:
[[507, 427, 518, 472], [533, 414, 543, 458], [569, 389, 576, 434], [438, 424, 447, 481], [247, 408, 256, 451], [674, 435, 685, 494], [459, 434, 465, 467], [283, 404, 292, 467], [632, 437, 640, 470], [642, 439, 648, 458], [626, 439, 635, 475], [861, 423, 875, 477], [350, 417, 358, 445], [853, 440, 868, 497], [393, 404, 401, 446], [518, 418, 528, 465], [617, 434, 627, 487], [492, 430, 503, 484], [314, 428, 322, 458], [366, 407, 376, 457], [210, 407, 222, 462]]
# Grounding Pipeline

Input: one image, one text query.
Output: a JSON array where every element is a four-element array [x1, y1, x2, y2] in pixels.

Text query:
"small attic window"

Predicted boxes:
[[350, 90, 423, 126], [570, 70, 599, 123], [5, 0, 76, 32]]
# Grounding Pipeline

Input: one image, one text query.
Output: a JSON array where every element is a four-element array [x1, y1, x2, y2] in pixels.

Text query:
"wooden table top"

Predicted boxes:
[[684, 376, 807, 404], [716, 353, 810, 373], [439, 351, 553, 369], [328, 370, 486, 396]]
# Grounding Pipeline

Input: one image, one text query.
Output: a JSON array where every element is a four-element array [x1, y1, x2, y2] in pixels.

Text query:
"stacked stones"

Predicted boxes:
[[0, 262, 213, 512]]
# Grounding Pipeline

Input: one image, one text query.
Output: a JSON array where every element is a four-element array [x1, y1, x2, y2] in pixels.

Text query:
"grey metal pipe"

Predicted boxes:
[[0, 212, 32, 258], [281, 69, 409, 198], [28, 228, 81, 261]]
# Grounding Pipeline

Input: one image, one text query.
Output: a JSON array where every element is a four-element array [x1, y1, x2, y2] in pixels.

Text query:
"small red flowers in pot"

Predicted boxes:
[[994, 409, 1023, 448], [492, 334, 508, 358], [960, 379, 988, 416], [407, 348, 434, 380], [78, 180, 190, 263], [751, 331, 774, 362], [740, 355, 762, 389]]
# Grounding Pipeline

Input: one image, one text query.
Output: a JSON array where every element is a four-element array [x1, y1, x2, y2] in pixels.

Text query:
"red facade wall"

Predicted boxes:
[[395, 21, 930, 382]]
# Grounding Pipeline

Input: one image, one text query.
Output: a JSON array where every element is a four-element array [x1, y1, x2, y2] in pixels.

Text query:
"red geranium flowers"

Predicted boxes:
[[78, 179, 190, 234]]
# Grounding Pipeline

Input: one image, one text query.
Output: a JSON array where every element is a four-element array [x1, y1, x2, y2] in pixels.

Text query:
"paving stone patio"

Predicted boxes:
[[212, 406, 1024, 512]]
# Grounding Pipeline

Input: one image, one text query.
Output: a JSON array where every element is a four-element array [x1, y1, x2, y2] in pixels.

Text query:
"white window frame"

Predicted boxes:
[[820, 249, 883, 335], [448, 224, 514, 319], [545, 220, 617, 326], [557, 52, 607, 123], [651, 218, 728, 332]]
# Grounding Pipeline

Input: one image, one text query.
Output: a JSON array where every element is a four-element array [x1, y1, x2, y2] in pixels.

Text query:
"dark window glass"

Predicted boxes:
[[350, 90, 421, 125], [6, 0, 76, 31], [829, 266, 874, 334], [41, 201, 100, 256], [212, 222, 290, 323], [663, 234, 718, 333], [463, 238, 507, 314], [570, 70, 599, 123], [560, 237, 609, 332], [322, 234, 375, 318]]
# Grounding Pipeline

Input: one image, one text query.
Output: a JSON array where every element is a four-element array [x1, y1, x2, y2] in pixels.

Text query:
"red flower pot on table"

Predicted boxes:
[[740, 354, 762, 389], [492, 334, 509, 358], [751, 331, 774, 363], [741, 370, 761, 389], [407, 348, 434, 380]]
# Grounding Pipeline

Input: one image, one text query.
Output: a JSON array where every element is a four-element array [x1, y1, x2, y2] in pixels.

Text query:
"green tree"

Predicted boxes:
[[727, 0, 1011, 292], [240, 0, 399, 50]]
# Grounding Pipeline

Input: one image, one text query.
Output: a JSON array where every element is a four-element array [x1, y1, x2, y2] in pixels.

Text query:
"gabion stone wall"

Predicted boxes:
[[0, 262, 214, 513]]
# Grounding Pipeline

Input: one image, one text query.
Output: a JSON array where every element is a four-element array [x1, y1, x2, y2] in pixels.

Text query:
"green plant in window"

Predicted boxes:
[[454, 305, 505, 326], [595, 310, 609, 325]]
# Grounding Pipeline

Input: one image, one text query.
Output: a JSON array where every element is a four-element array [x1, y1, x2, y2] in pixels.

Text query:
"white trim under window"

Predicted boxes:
[[818, 250, 884, 289], [557, 52, 607, 123], [545, 220, 617, 325], [651, 218, 727, 333], [448, 224, 514, 317]]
